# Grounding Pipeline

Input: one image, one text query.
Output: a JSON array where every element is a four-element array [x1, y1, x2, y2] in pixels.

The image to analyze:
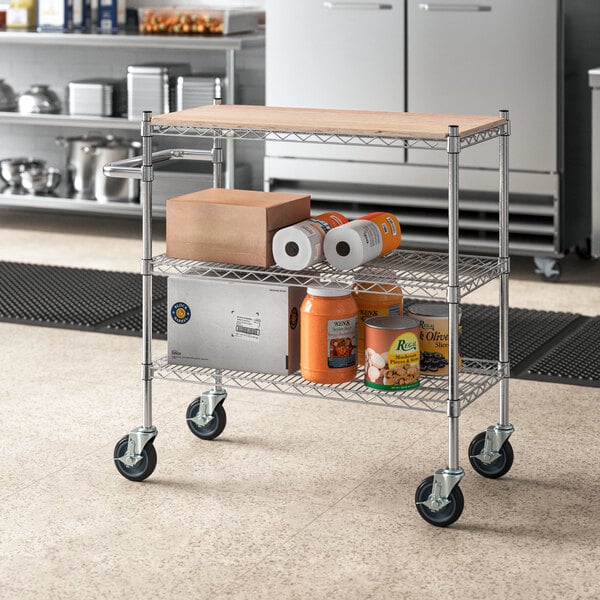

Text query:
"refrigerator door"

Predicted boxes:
[[266, 0, 405, 163], [407, 0, 559, 172]]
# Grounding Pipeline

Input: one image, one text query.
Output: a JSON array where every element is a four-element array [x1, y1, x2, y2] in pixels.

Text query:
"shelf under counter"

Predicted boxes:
[[0, 188, 166, 217], [0, 29, 265, 51], [0, 111, 140, 130]]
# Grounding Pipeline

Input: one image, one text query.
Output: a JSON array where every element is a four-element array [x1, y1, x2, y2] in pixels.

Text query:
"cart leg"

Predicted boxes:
[[415, 125, 465, 527], [114, 111, 158, 481], [469, 111, 515, 479]]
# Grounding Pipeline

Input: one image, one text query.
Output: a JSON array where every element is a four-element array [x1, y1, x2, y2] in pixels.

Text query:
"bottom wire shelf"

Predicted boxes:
[[153, 356, 503, 413]]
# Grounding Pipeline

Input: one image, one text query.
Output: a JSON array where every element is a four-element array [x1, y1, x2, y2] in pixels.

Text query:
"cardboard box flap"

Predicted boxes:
[[167, 188, 310, 232]]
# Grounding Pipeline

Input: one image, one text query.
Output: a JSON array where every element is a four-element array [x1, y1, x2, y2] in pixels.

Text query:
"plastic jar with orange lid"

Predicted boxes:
[[300, 286, 358, 384], [353, 282, 404, 365]]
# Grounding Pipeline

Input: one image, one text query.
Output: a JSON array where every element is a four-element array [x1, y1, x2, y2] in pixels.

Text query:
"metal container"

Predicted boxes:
[[406, 303, 462, 376], [20, 166, 62, 195], [127, 63, 190, 120], [176, 75, 225, 111], [83, 137, 141, 202], [68, 78, 126, 117], [0, 157, 46, 188], [0, 79, 17, 111], [18, 84, 62, 114], [55, 133, 113, 195], [363, 316, 420, 390]]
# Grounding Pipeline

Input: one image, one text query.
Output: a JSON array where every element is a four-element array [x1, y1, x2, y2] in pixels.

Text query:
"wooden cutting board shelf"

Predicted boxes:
[[152, 104, 506, 141]]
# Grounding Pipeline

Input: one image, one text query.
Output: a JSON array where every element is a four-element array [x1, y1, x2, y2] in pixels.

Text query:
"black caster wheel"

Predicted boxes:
[[575, 238, 592, 260], [186, 399, 227, 440], [113, 435, 157, 482], [468, 431, 514, 479], [415, 475, 464, 528]]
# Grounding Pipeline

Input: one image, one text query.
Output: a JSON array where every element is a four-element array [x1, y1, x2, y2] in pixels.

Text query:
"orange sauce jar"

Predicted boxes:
[[300, 286, 358, 384], [353, 282, 404, 365]]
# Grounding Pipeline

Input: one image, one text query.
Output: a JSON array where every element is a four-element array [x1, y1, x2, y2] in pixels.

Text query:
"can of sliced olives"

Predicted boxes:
[[406, 303, 462, 375]]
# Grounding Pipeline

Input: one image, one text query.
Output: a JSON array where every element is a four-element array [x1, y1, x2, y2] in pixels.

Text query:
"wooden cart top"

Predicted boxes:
[[152, 104, 506, 141]]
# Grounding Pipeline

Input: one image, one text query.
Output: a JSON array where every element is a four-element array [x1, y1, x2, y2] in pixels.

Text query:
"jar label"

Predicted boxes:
[[327, 316, 357, 368]]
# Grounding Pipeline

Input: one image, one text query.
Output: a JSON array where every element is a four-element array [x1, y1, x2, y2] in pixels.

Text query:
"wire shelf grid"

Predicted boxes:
[[152, 124, 504, 150], [153, 356, 502, 413], [152, 250, 506, 300]]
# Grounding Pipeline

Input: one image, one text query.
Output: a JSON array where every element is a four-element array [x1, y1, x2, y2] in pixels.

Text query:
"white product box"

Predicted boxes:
[[167, 276, 305, 376]]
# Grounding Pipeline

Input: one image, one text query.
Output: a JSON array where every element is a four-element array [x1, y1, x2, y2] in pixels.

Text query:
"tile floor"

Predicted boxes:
[[1, 209, 599, 599]]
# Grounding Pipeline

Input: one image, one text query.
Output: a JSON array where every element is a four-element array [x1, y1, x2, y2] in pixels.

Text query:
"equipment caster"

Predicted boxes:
[[113, 434, 157, 482], [186, 398, 227, 440], [468, 431, 514, 479], [415, 475, 464, 527], [533, 256, 561, 282]]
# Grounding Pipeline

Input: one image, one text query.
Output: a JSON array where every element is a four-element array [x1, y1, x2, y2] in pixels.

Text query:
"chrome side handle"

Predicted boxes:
[[418, 3, 492, 11], [324, 2, 393, 9]]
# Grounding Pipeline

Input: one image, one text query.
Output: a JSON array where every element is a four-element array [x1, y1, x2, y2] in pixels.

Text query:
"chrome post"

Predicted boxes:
[[447, 124, 461, 471], [225, 49, 235, 189], [212, 87, 223, 189], [140, 111, 154, 431], [499, 110, 511, 428]]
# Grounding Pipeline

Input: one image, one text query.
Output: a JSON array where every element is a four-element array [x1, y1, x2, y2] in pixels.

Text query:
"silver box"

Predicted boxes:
[[176, 74, 226, 111], [167, 276, 304, 375], [127, 63, 190, 120], [68, 78, 126, 117]]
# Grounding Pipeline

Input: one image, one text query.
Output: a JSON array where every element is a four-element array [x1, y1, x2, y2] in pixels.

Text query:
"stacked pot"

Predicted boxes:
[[56, 134, 141, 202]]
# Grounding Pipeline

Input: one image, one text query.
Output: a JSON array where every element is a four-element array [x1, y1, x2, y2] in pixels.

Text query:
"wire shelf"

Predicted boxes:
[[152, 250, 506, 300], [152, 124, 504, 151], [153, 356, 502, 413]]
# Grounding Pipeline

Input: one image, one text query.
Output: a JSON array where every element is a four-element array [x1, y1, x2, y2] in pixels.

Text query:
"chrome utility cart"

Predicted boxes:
[[104, 104, 514, 527]]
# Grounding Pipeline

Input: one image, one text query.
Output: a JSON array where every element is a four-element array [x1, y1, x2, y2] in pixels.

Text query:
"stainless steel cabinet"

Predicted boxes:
[[407, 0, 559, 173], [266, 0, 405, 163], [264, 0, 571, 265]]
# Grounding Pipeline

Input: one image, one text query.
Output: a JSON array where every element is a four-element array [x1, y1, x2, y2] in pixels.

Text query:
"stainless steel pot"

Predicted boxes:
[[55, 133, 112, 195], [20, 166, 62, 195], [83, 138, 141, 202], [0, 157, 46, 188]]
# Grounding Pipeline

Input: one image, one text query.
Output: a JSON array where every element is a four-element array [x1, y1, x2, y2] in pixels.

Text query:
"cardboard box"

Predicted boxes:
[[166, 188, 310, 267], [167, 276, 305, 375]]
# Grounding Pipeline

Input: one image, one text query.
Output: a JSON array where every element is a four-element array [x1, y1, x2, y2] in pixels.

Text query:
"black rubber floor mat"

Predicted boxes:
[[0, 262, 166, 330], [0, 262, 597, 387], [101, 299, 168, 339], [524, 317, 600, 387], [459, 304, 583, 374]]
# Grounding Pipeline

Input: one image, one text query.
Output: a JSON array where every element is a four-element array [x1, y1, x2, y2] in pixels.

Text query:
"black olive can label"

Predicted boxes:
[[407, 303, 462, 376]]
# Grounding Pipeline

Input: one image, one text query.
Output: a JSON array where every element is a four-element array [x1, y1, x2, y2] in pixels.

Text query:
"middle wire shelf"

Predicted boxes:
[[153, 357, 503, 413], [152, 249, 506, 301]]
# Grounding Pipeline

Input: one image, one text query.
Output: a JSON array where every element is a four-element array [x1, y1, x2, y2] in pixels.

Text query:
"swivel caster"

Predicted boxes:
[[415, 471, 464, 527], [533, 256, 561, 282], [186, 397, 227, 440], [113, 434, 157, 482], [469, 430, 514, 479]]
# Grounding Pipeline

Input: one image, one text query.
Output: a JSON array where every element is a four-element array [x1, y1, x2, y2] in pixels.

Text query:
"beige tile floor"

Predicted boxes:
[[1, 209, 599, 599]]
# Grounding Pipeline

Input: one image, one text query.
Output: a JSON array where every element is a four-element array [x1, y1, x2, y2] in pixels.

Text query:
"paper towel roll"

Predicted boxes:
[[323, 220, 382, 270], [273, 212, 348, 270], [273, 222, 323, 270]]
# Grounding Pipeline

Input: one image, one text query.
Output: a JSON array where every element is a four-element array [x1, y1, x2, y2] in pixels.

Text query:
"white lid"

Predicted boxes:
[[307, 285, 352, 297]]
